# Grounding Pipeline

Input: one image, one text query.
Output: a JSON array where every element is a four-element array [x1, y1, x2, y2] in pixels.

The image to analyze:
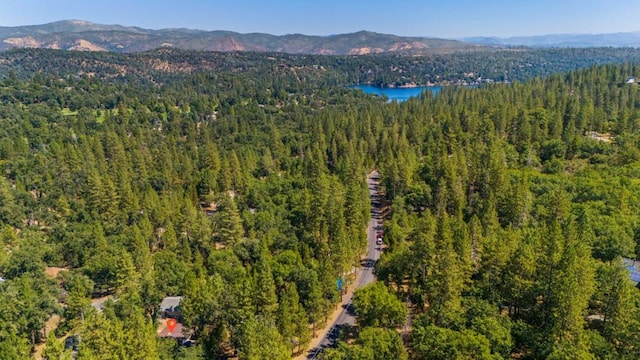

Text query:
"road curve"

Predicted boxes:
[[305, 170, 382, 359]]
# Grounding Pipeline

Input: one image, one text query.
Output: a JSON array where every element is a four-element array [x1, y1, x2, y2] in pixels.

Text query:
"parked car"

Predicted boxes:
[[65, 335, 79, 351]]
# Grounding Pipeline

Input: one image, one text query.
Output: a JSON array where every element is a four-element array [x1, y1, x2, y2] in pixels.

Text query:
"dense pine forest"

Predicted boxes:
[[2, 48, 640, 359], [6, 47, 640, 87]]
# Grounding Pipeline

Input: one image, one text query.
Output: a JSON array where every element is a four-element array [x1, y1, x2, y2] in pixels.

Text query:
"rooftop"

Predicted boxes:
[[157, 319, 189, 339], [160, 296, 183, 311]]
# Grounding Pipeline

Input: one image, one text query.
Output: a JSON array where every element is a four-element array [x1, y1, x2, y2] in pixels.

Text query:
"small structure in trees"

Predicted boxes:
[[157, 296, 194, 345], [157, 319, 191, 344], [159, 296, 183, 319]]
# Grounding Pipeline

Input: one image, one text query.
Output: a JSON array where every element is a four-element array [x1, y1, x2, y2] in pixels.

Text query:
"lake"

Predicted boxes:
[[352, 84, 441, 102]]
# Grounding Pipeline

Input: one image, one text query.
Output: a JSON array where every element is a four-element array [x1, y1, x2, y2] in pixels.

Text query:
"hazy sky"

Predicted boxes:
[[1, 0, 640, 38]]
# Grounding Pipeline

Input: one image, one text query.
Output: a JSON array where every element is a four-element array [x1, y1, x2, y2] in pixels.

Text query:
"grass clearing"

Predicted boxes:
[[95, 110, 106, 123], [61, 108, 78, 116]]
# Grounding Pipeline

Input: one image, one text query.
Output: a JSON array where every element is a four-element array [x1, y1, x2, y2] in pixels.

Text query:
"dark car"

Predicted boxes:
[[65, 335, 79, 351]]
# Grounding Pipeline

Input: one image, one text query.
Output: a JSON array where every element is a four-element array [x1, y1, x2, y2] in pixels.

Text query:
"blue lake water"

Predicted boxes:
[[352, 84, 441, 102]]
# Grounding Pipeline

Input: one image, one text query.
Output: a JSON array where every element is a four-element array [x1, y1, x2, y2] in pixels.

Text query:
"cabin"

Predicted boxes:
[[157, 296, 194, 345], [158, 319, 192, 345], [160, 296, 183, 320]]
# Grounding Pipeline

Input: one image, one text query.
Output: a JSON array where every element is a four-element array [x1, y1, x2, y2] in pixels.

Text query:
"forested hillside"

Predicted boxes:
[[5, 47, 640, 88], [1, 49, 640, 359]]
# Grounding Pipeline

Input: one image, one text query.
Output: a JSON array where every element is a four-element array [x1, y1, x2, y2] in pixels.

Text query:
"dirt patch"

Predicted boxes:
[[587, 131, 613, 143], [44, 267, 69, 279], [32, 315, 61, 360]]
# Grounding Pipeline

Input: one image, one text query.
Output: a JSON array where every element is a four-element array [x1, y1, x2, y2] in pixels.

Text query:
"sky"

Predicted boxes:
[[1, 0, 640, 38]]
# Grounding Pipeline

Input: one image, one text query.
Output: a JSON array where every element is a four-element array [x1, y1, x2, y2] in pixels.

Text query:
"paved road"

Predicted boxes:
[[305, 170, 382, 359]]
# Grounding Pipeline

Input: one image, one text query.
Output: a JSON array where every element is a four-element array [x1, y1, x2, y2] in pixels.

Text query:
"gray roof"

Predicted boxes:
[[160, 296, 183, 311]]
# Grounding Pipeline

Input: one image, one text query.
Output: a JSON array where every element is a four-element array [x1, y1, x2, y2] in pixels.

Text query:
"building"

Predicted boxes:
[[159, 296, 183, 320], [157, 296, 194, 346], [158, 319, 192, 344]]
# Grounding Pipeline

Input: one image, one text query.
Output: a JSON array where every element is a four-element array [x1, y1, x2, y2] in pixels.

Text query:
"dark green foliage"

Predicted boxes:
[[7, 47, 640, 88]]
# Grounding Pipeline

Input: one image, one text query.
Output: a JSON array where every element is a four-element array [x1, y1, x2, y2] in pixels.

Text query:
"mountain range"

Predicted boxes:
[[0, 20, 477, 55], [464, 32, 640, 48], [2, 20, 640, 55]]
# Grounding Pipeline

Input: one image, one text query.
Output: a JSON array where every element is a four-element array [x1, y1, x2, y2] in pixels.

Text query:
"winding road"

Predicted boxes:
[[304, 170, 382, 359]]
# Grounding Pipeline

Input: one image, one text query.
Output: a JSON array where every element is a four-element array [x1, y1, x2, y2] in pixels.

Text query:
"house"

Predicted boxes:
[[158, 319, 186, 339], [160, 296, 183, 319], [157, 297, 194, 345], [157, 319, 194, 346]]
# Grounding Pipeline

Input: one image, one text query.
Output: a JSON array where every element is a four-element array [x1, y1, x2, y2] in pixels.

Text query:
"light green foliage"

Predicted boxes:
[[0, 275, 59, 345], [254, 251, 279, 318], [153, 250, 190, 296], [375, 243, 411, 294], [548, 233, 595, 359], [77, 310, 159, 360], [181, 273, 224, 337], [42, 332, 72, 360], [593, 259, 639, 355], [236, 316, 290, 360], [412, 319, 497, 360], [325, 327, 407, 360], [83, 246, 137, 295], [352, 281, 407, 328], [464, 298, 513, 358], [356, 327, 408, 360], [0, 329, 31, 359], [59, 271, 94, 326], [3, 234, 47, 278], [276, 283, 311, 350]]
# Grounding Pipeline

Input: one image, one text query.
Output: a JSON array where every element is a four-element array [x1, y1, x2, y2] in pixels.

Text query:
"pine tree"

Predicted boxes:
[[276, 283, 311, 352], [254, 253, 278, 318], [548, 231, 595, 359], [595, 258, 637, 348], [236, 315, 290, 360], [214, 194, 244, 246]]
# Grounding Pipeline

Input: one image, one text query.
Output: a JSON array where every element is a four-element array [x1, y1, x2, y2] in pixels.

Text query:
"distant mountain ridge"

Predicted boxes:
[[464, 32, 640, 48], [0, 20, 478, 55]]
